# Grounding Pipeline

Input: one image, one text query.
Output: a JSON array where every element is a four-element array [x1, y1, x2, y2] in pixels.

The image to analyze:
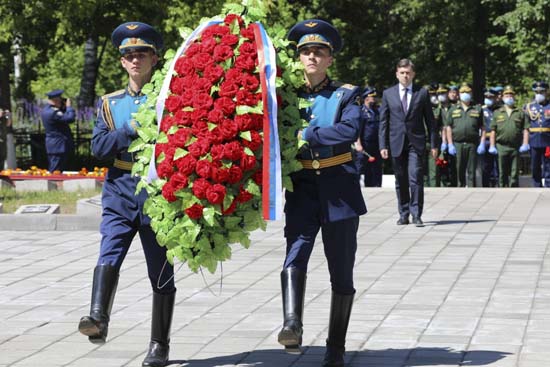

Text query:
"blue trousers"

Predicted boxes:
[[284, 197, 359, 295], [531, 147, 550, 187], [47, 154, 67, 172], [481, 140, 499, 187]]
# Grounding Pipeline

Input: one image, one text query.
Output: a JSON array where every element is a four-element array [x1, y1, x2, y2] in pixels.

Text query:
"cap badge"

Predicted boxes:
[[126, 24, 139, 30], [305, 22, 318, 28]]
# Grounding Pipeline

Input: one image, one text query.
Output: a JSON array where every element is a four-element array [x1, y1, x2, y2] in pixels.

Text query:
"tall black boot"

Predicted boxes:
[[78, 265, 119, 344], [322, 291, 354, 367], [142, 290, 176, 367], [277, 267, 306, 354]]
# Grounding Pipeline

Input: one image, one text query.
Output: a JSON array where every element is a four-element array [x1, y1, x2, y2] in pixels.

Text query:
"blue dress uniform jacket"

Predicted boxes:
[[283, 80, 366, 294], [357, 105, 382, 186], [92, 87, 174, 293], [525, 101, 550, 187], [40, 104, 76, 171]]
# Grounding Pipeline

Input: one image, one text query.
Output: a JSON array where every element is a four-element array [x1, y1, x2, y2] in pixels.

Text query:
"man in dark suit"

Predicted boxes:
[[379, 58, 438, 227]]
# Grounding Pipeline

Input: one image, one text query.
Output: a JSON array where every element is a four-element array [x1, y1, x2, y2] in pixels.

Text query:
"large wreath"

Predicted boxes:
[[131, 1, 308, 273]]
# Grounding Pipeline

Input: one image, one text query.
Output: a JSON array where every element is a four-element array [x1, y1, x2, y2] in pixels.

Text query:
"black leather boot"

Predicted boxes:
[[322, 291, 354, 367], [78, 265, 119, 344], [142, 290, 176, 367], [277, 267, 306, 354]]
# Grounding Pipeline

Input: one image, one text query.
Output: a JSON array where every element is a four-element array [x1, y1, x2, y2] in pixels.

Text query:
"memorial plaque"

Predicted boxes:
[[15, 204, 60, 214]]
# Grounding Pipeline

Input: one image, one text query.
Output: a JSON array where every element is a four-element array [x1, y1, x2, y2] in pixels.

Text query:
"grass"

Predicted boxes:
[[0, 188, 102, 214]]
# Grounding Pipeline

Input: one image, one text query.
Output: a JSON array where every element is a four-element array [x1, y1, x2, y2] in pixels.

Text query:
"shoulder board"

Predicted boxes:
[[101, 89, 125, 100], [330, 80, 356, 90]]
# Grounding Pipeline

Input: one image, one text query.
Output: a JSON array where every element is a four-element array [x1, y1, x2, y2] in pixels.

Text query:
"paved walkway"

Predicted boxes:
[[1, 188, 550, 367]]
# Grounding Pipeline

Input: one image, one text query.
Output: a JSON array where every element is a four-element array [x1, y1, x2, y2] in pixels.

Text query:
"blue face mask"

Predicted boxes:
[[460, 93, 471, 103], [503, 97, 515, 106], [484, 98, 493, 107], [535, 93, 546, 104]]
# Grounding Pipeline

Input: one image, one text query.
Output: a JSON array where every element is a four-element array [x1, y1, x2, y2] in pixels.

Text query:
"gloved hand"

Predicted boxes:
[[440, 142, 447, 152], [488, 146, 498, 155], [125, 119, 140, 136], [448, 143, 457, 156], [519, 144, 530, 153], [476, 143, 485, 155]]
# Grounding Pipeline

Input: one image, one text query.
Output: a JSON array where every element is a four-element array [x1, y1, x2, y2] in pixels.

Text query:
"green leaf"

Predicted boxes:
[[239, 131, 251, 141], [174, 148, 188, 160], [236, 103, 263, 115]]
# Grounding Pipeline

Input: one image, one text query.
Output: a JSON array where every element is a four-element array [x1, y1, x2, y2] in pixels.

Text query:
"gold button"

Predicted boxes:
[[315, 170, 321, 175], [311, 160, 320, 169], [314, 152, 320, 157]]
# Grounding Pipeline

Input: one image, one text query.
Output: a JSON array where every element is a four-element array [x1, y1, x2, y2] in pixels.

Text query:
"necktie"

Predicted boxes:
[[402, 87, 408, 112]]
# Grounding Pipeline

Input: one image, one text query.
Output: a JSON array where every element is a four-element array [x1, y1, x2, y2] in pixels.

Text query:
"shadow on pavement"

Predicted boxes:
[[170, 346, 512, 366], [430, 219, 496, 226]]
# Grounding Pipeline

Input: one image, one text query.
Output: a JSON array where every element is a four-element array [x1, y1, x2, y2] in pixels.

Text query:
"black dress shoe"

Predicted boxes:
[[412, 217, 424, 227], [396, 217, 409, 225]]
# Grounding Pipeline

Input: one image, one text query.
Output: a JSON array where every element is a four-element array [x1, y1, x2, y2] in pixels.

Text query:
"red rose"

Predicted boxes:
[[191, 120, 209, 137], [192, 178, 211, 199], [208, 108, 224, 123], [240, 26, 255, 40], [252, 169, 262, 185], [192, 92, 214, 110], [173, 110, 193, 126], [235, 114, 254, 131], [236, 89, 261, 106], [162, 182, 177, 202], [195, 159, 212, 178], [192, 52, 214, 70], [214, 97, 236, 116], [170, 77, 186, 95], [236, 186, 253, 203], [210, 144, 225, 161], [174, 57, 194, 76], [157, 160, 175, 179], [213, 44, 234, 62], [206, 183, 226, 205], [160, 145, 176, 161], [222, 199, 237, 215], [219, 81, 240, 98], [188, 137, 210, 158], [165, 95, 184, 113], [240, 154, 257, 171], [175, 154, 197, 176], [160, 115, 175, 132], [226, 165, 243, 184], [250, 114, 263, 130], [171, 127, 192, 148], [220, 119, 239, 141], [224, 14, 244, 27], [202, 24, 230, 38], [170, 172, 189, 190], [200, 37, 217, 54], [203, 64, 224, 83], [224, 141, 244, 160], [209, 127, 224, 144], [239, 41, 257, 57], [242, 130, 262, 151], [185, 42, 202, 57], [192, 108, 208, 122], [221, 34, 239, 46], [224, 68, 243, 83], [195, 78, 213, 93], [235, 55, 256, 71], [185, 203, 204, 219], [241, 74, 260, 91], [212, 166, 229, 183]]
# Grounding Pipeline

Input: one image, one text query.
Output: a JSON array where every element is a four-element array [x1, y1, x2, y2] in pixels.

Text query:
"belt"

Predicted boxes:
[[529, 127, 550, 132], [113, 158, 133, 171], [299, 152, 352, 169]]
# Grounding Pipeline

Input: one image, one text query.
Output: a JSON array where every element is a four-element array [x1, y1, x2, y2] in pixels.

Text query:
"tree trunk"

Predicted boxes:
[[0, 43, 11, 109], [78, 34, 99, 109], [472, 0, 488, 104]]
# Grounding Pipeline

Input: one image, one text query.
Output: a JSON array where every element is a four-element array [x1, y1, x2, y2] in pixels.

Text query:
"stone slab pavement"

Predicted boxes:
[[1, 188, 550, 367]]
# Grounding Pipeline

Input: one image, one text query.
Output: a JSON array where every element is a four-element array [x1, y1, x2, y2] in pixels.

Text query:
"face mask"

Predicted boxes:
[[535, 93, 546, 104], [430, 95, 438, 105], [503, 97, 515, 106], [437, 95, 447, 103], [484, 98, 493, 107], [460, 93, 471, 103]]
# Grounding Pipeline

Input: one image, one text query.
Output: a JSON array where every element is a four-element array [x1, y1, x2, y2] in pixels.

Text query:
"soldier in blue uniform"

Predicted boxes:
[[279, 19, 366, 367], [355, 86, 382, 187], [525, 81, 550, 187], [480, 88, 499, 187], [40, 89, 75, 172], [77, 22, 175, 367]]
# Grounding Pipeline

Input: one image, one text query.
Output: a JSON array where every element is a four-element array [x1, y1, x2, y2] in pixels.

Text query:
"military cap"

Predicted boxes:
[[448, 85, 459, 91], [287, 19, 343, 53], [459, 82, 473, 93], [46, 89, 64, 99], [492, 85, 504, 93], [111, 22, 163, 55], [532, 81, 549, 91], [424, 84, 436, 94], [362, 86, 377, 98], [502, 85, 515, 95], [436, 84, 448, 93], [483, 88, 495, 97]]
